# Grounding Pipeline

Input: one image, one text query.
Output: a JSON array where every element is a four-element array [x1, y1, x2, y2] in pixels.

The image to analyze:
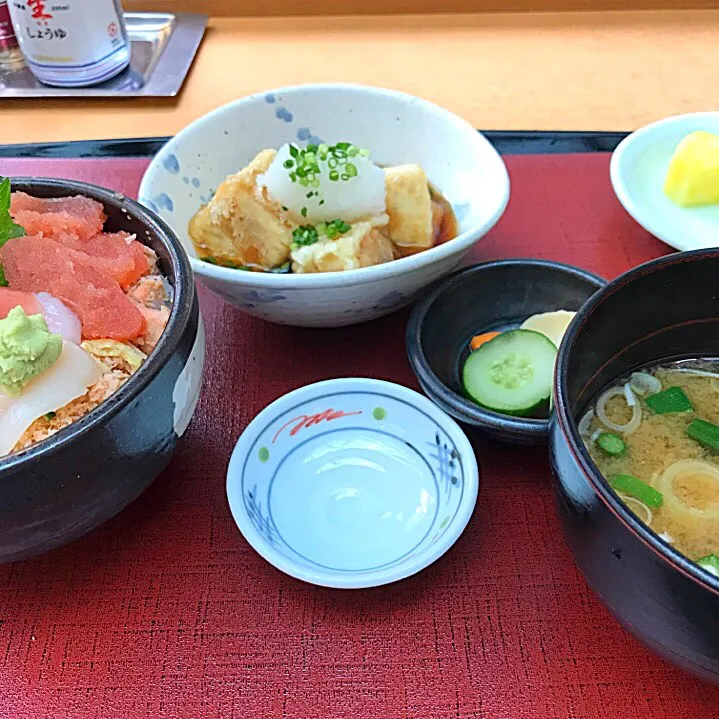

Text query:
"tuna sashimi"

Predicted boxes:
[[0, 288, 42, 319], [64, 232, 149, 289], [10, 192, 105, 241], [0, 235, 145, 341]]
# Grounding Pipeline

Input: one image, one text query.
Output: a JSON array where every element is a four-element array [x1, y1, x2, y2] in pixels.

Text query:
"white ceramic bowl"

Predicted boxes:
[[226, 378, 479, 588], [610, 111, 719, 252], [139, 83, 510, 327]]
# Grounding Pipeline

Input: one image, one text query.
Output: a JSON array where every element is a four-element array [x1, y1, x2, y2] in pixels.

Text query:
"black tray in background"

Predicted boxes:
[[0, 130, 628, 160]]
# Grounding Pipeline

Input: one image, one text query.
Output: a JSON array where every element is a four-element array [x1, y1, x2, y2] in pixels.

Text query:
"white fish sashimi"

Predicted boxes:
[[34, 292, 82, 344], [258, 143, 386, 224], [0, 342, 104, 456]]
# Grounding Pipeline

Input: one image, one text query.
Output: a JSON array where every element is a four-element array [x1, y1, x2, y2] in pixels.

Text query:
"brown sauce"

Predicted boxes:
[[429, 183, 458, 246], [200, 181, 458, 273]]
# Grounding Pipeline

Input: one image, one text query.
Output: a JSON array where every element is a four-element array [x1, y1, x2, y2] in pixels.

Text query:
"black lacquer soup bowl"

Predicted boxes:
[[551, 248, 719, 684], [0, 178, 204, 562]]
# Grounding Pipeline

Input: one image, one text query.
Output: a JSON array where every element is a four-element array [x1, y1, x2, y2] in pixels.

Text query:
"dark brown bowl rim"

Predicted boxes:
[[554, 247, 719, 597], [406, 258, 606, 440], [0, 177, 195, 471]]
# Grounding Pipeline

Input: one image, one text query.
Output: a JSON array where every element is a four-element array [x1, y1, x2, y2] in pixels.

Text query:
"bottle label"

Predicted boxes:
[[0, 2, 18, 51], [9, 1, 127, 70]]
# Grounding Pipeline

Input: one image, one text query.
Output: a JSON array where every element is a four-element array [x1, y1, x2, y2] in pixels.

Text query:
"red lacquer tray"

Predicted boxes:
[[0, 150, 717, 719]]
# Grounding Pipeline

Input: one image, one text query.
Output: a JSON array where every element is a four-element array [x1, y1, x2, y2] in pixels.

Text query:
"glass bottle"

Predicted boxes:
[[0, 1, 23, 68], [8, 0, 131, 87]]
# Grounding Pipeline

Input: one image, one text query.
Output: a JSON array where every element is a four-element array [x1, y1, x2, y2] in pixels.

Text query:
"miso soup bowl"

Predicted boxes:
[[139, 83, 510, 328], [551, 248, 719, 683], [0, 178, 204, 563]]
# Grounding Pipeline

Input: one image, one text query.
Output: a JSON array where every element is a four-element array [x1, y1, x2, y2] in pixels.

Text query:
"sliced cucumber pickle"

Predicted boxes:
[[462, 329, 557, 417]]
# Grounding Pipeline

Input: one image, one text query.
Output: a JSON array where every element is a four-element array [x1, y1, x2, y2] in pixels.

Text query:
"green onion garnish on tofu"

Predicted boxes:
[[325, 219, 351, 239], [292, 225, 319, 247], [284, 142, 369, 190]]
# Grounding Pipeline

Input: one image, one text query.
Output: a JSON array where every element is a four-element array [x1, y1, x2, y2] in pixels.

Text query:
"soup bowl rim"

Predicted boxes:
[[0, 177, 195, 472], [553, 247, 719, 597]]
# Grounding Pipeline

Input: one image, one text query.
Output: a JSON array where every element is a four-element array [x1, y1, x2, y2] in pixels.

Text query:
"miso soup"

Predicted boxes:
[[581, 360, 719, 578]]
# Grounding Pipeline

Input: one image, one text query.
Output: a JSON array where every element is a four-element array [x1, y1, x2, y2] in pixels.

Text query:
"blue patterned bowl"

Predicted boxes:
[[226, 378, 479, 588], [139, 83, 509, 328]]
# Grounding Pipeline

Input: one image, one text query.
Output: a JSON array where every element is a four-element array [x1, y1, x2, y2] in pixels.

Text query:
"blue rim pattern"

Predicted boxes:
[[240, 390, 466, 574]]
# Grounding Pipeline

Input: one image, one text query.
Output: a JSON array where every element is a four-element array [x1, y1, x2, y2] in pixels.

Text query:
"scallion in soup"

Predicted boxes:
[[582, 360, 719, 576]]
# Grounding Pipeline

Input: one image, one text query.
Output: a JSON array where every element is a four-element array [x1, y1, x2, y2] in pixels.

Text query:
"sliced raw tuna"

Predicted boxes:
[[64, 232, 149, 289], [0, 288, 42, 319], [10, 192, 105, 241], [0, 235, 145, 341]]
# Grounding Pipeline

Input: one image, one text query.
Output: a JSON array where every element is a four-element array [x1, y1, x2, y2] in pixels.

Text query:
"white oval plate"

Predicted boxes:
[[610, 112, 719, 252], [227, 378, 479, 588]]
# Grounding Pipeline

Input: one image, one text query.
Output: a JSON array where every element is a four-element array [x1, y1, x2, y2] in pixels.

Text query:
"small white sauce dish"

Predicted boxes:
[[226, 378, 479, 588], [610, 111, 719, 252], [139, 83, 509, 327]]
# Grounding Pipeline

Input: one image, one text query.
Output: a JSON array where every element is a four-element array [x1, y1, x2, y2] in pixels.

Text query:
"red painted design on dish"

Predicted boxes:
[[272, 408, 363, 443]]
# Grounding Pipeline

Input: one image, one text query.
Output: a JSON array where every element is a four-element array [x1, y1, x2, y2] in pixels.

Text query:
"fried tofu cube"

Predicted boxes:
[[291, 220, 395, 274], [188, 149, 294, 269], [384, 164, 434, 253], [188, 205, 238, 262]]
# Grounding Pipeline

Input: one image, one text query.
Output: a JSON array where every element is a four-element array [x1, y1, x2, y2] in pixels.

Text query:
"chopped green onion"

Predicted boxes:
[[324, 219, 352, 240], [292, 225, 319, 247], [687, 418, 719, 451], [610, 474, 664, 508], [270, 261, 291, 274], [697, 554, 719, 577], [201, 256, 248, 270], [300, 207, 308, 217], [597, 432, 626, 456], [282, 142, 367, 209], [45, 411, 56, 421], [646, 386, 693, 414]]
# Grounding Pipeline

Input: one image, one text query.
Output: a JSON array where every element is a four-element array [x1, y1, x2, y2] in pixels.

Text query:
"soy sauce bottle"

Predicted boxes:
[[8, 0, 130, 87]]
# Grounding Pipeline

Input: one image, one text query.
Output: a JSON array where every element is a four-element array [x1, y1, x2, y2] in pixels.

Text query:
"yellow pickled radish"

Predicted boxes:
[[520, 310, 576, 349], [664, 131, 719, 208]]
